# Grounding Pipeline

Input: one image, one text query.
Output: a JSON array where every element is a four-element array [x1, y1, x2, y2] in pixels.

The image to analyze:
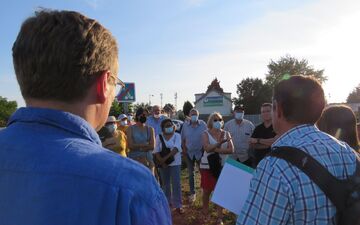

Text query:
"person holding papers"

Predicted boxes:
[[201, 112, 234, 225]]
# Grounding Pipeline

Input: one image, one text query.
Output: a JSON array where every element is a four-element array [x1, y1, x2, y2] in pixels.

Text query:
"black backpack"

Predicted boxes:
[[269, 146, 360, 225]]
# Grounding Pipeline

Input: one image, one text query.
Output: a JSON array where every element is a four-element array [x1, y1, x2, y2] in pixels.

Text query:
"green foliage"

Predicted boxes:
[[233, 78, 272, 114], [0, 97, 17, 127], [109, 100, 123, 117], [109, 101, 134, 117], [182, 101, 193, 117], [163, 103, 175, 114], [347, 85, 360, 103], [177, 111, 185, 121], [133, 102, 151, 112], [265, 55, 326, 88]]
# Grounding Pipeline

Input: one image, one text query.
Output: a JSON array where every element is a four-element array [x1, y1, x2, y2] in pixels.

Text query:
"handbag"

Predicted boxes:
[[155, 134, 175, 166]]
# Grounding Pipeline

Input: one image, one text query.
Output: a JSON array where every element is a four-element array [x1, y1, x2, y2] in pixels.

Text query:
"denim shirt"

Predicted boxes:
[[180, 120, 207, 160], [146, 115, 166, 137], [0, 107, 171, 225]]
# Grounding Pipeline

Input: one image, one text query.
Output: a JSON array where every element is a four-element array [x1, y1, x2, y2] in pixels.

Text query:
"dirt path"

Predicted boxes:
[[171, 169, 236, 225]]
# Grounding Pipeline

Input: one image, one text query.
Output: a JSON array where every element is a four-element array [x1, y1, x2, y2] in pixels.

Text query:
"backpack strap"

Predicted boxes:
[[269, 146, 347, 211]]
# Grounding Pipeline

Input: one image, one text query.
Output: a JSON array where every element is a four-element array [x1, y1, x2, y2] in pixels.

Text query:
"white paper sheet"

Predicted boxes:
[[211, 157, 254, 215]]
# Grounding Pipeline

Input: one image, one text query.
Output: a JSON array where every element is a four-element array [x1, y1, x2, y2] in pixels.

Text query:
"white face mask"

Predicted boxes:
[[235, 112, 244, 120], [213, 121, 222, 130], [154, 114, 160, 119], [120, 120, 128, 126], [127, 116, 132, 121]]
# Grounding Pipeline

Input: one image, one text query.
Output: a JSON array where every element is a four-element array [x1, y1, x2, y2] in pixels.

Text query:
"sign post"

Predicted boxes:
[[116, 83, 136, 114]]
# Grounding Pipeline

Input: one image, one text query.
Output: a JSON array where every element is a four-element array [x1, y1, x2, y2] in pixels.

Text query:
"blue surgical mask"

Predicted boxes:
[[164, 127, 174, 134], [213, 121, 222, 130], [235, 112, 244, 120], [106, 124, 117, 133], [191, 115, 198, 123]]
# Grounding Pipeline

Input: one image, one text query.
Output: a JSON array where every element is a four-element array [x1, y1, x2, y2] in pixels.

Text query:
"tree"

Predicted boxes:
[[347, 85, 360, 103], [182, 101, 193, 117], [133, 102, 151, 113], [232, 78, 272, 114], [265, 55, 326, 88], [0, 97, 17, 127], [163, 103, 175, 114], [109, 100, 123, 117]]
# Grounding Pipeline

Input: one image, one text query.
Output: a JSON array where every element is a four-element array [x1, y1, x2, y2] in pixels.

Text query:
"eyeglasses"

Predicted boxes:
[[213, 119, 223, 122], [109, 74, 125, 96]]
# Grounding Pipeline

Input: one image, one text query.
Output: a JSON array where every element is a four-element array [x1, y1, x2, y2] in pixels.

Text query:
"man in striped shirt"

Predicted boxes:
[[237, 76, 357, 224]]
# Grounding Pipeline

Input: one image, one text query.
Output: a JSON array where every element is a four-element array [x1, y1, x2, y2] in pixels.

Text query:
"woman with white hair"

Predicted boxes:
[[201, 112, 234, 224]]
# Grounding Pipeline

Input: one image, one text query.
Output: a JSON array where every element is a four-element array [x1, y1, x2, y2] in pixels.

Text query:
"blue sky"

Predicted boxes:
[[1, 0, 360, 109]]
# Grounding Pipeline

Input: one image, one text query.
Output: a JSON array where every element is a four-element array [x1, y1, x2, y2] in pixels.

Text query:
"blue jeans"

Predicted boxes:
[[159, 165, 182, 208], [186, 154, 200, 195]]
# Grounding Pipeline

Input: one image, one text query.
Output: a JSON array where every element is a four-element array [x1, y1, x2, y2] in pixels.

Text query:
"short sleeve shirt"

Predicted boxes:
[[154, 133, 182, 166], [224, 119, 254, 161]]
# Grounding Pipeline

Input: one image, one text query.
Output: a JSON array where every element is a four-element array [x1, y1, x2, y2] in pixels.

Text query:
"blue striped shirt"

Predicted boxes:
[[237, 124, 357, 225]]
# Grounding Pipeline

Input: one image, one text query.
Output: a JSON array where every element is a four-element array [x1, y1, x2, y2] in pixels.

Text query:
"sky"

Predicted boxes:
[[1, 0, 360, 109]]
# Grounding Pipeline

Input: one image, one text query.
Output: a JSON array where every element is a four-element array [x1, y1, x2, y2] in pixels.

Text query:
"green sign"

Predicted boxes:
[[203, 96, 223, 107]]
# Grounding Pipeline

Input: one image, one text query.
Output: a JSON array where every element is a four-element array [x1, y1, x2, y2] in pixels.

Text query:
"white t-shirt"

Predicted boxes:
[[154, 133, 182, 166], [200, 130, 230, 169]]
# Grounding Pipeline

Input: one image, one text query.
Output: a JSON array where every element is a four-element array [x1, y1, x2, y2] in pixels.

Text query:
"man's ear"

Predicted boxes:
[[96, 71, 111, 103]]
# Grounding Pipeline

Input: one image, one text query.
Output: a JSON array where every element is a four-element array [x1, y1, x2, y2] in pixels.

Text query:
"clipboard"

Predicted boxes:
[[211, 157, 254, 215]]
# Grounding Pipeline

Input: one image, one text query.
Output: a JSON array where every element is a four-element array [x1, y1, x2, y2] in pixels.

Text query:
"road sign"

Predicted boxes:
[[117, 82, 136, 102]]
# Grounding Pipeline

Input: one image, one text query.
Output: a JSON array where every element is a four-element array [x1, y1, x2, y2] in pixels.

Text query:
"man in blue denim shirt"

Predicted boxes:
[[0, 10, 171, 225], [181, 108, 207, 202]]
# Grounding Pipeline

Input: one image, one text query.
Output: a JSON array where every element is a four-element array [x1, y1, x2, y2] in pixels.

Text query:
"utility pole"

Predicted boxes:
[[160, 93, 163, 109], [149, 94, 154, 106], [174, 92, 178, 111]]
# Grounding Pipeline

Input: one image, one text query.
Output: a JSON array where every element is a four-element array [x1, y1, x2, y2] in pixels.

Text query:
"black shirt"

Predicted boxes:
[[251, 123, 276, 140], [251, 123, 276, 166]]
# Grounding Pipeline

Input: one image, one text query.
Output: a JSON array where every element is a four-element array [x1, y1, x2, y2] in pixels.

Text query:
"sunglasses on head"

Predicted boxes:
[[213, 119, 222, 122]]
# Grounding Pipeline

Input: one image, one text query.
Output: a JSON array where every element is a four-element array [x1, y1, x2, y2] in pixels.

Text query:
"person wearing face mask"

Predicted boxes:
[[146, 105, 167, 137], [154, 119, 184, 214], [117, 114, 129, 133], [201, 112, 234, 225], [224, 105, 255, 167], [180, 108, 207, 203], [101, 116, 128, 157], [127, 108, 156, 174]]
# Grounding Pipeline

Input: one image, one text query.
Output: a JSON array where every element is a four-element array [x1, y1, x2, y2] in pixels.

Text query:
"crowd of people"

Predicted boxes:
[[0, 9, 359, 225]]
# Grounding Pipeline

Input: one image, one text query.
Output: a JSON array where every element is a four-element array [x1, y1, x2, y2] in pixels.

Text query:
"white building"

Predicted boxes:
[[194, 78, 232, 116]]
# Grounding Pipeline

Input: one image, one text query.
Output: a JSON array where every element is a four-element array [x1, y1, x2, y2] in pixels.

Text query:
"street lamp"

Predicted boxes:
[[149, 94, 154, 106]]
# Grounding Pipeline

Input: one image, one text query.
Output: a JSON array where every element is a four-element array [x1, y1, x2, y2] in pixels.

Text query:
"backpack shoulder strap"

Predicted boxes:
[[269, 146, 347, 211]]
